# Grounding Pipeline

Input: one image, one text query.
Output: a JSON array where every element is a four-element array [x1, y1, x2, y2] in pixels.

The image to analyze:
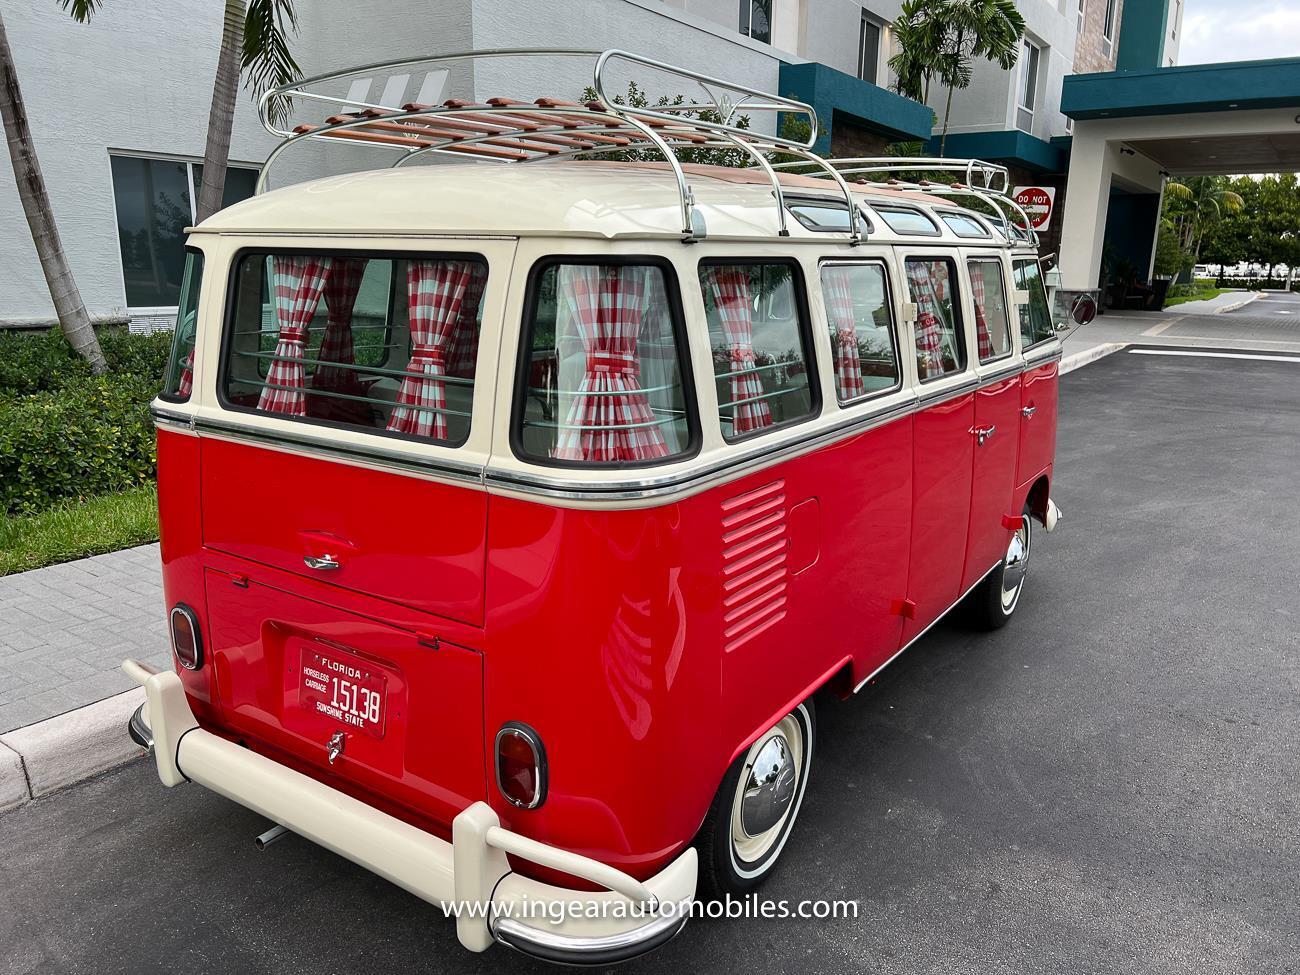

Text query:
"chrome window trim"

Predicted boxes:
[[966, 255, 1015, 366], [817, 257, 903, 407], [152, 350, 1057, 505]]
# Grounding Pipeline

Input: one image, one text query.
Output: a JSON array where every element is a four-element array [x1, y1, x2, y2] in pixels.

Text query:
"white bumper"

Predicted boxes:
[[123, 660, 696, 964]]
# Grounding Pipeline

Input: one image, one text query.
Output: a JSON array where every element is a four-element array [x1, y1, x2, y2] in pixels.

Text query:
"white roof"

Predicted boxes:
[[195, 161, 1010, 244]]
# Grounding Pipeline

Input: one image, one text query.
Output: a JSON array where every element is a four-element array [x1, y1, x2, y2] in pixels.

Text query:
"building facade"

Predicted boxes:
[[0, 0, 1200, 329]]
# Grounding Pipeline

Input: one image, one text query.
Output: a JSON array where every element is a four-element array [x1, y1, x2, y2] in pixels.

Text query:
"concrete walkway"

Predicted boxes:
[[0, 545, 168, 735]]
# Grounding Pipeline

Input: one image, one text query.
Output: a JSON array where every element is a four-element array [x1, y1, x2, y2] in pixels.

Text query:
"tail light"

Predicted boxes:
[[495, 722, 547, 809], [170, 604, 203, 671]]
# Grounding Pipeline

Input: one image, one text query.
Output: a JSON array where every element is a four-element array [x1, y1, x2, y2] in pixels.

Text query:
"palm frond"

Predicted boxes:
[[243, 0, 301, 127], [56, 0, 103, 23], [1164, 181, 1194, 201]]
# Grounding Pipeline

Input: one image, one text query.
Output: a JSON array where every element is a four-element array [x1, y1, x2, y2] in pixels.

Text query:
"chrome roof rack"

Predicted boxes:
[[255, 48, 864, 243], [255, 49, 1036, 247], [770, 156, 1039, 246]]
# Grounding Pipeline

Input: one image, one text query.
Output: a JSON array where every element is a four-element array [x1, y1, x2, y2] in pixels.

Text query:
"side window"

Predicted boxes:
[[516, 261, 694, 465], [1013, 258, 1055, 347], [162, 249, 203, 401], [904, 258, 966, 381], [699, 261, 817, 441], [221, 251, 487, 446], [967, 259, 1013, 362], [819, 262, 901, 403]]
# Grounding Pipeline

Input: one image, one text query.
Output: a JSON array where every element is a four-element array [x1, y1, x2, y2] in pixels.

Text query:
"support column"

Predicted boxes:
[[1058, 124, 1115, 292]]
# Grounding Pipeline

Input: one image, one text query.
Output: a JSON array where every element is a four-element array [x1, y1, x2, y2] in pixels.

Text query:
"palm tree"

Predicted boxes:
[[63, 0, 301, 223], [0, 9, 107, 371], [1164, 176, 1245, 263], [889, 0, 1026, 156]]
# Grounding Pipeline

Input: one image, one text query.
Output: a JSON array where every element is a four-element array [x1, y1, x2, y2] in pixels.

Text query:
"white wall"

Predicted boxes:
[[0, 1, 274, 322]]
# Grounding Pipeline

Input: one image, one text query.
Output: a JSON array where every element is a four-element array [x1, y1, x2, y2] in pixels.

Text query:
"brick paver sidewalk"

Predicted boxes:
[[0, 545, 169, 734]]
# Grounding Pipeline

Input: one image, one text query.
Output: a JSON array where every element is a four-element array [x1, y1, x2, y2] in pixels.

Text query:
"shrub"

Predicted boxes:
[[0, 373, 158, 515], [0, 328, 170, 398]]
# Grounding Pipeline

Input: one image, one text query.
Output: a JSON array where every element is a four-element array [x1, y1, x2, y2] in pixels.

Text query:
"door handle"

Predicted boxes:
[[975, 425, 996, 446], [1022, 405, 1037, 418], [303, 554, 341, 571]]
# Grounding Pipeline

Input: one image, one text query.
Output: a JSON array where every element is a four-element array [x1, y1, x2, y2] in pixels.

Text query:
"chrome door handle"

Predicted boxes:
[[975, 425, 996, 446], [1022, 405, 1037, 418], [303, 554, 340, 571]]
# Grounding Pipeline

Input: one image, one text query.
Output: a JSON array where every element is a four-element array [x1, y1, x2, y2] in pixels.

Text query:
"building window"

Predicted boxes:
[[1016, 40, 1040, 133], [739, 0, 772, 43], [857, 13, 882, 84], [1076, 0, 1085, 33], [1101, 0, 1117, 57], [109, 154, 258, 309]]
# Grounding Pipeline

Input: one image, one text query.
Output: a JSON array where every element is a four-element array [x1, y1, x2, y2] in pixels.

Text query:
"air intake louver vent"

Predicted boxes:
[[720, 480, 789, 651]]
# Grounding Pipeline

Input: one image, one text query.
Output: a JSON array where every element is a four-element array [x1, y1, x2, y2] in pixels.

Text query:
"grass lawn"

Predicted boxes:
[[0, 485, 159, 577]]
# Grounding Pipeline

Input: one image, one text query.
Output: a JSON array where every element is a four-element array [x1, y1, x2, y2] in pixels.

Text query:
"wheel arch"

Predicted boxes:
[[1024, 474, 1051, 526]]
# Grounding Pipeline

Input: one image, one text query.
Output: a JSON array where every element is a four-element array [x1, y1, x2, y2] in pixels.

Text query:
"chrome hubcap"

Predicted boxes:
[[1001, 517, 1031, 613], [740, 734, 796, 837]]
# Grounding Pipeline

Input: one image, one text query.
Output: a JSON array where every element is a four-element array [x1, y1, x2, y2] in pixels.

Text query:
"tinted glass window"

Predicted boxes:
[[1013, 258, 1055, 347], [517, 262, 692, 465], [110, 155, 192, 307], [941, 213, 991, 238], [222, 252, 486, 445], [875, 206, 940, 236], [968, 260, 1012, 362], [699, 261, 816, 440], [904, 258, 965, 381], [162, 250, 203, 401], [819, 262, 900, 403]]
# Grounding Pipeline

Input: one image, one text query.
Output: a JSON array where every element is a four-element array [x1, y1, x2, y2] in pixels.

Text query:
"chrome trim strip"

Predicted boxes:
[[1023, 342, 1063, 366], [492, 909, 688, 965], [853, 561, 1000, 694], [978, 360, 1022, 384], [152, 355, 1037, 503]]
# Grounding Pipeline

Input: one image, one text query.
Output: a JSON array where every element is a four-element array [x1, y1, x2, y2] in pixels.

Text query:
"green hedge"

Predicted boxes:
[[0, 330, 169, 515]]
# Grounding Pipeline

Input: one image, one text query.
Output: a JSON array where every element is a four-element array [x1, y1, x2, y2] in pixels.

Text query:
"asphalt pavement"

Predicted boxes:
[[2, 348, 1298, 975]]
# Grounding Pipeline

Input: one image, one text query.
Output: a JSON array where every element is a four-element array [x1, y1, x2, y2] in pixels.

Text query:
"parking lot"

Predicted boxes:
[[2, 348, 1297, 975]]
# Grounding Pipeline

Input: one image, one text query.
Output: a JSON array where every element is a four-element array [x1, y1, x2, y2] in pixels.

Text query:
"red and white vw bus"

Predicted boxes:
[[125, 51, 1081, 964]]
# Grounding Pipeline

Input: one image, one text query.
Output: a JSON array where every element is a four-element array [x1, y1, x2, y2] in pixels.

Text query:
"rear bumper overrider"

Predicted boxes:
[[122, 659, 696, 965]]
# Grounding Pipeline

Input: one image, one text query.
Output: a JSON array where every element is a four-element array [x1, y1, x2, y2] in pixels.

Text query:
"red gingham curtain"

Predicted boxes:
[[177, 352, 194, 398], [258, 255, 332, 415], [552, 265, 670, 463], [387, 260, 476, 440], [703, 267, 773, 435], [970, 262, 994, 361], [821, 267, 865, 401], [906, 261, 946, 380], [447, 262, 487, 378], [313, 258, 369, 389]]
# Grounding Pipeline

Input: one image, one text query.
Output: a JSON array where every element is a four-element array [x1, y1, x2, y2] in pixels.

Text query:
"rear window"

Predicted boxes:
[[1013, 258, 1055, 348], [515, 260, 695, 465], [818, 262, 901, 403], [161, 249, 203, 401], [220, 251, 486, 446], [874, 205, 940, 236], [699, 260, 817, 441], [904, 258, 966, 381]]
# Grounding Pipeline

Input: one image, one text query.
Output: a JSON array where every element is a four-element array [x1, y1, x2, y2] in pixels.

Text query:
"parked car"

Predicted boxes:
[[123, 50, 1084, 965]]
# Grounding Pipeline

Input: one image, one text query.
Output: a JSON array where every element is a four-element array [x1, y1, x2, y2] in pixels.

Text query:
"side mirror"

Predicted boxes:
[[1069, 293, 1098, 327]]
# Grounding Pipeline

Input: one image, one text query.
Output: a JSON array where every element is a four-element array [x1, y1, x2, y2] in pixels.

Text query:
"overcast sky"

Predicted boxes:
[[1178, 0, 1300, 65]]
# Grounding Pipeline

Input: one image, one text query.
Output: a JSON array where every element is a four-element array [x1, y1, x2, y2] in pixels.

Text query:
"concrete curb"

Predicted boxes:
[[1213, 291, 1263, 314], [0, 687, 146, 813], [1061, 342, 1127, 374]]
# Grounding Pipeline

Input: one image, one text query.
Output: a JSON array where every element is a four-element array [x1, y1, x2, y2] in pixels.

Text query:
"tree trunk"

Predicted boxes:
[[939, 80, 955, 157], [195, 0, 246, 223], [0, 11, 106, 372]]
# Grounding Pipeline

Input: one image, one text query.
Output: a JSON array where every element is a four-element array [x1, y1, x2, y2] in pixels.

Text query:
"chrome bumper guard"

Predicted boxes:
[[122, 659, 696, 964]]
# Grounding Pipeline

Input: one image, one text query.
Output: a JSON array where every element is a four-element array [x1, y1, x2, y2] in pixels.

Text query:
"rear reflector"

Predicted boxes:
[[170, 604, 203, 671], [495, 722, 547, 809]]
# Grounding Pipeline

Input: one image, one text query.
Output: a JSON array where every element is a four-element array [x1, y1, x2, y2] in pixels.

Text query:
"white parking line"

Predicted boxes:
[[1129, 349, 1300, 364]]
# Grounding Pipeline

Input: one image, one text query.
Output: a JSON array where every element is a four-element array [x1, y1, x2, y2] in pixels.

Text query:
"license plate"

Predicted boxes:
[[298, 643, 387, 739]]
